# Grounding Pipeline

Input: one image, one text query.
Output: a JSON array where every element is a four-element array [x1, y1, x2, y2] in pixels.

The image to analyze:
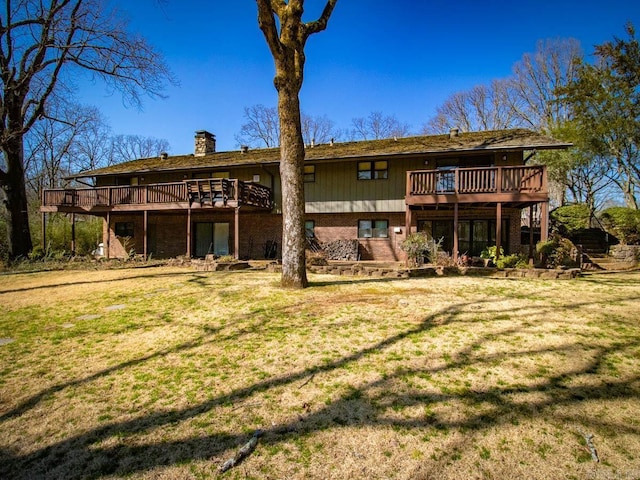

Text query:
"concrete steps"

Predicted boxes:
[[582, 254, 636, 271]]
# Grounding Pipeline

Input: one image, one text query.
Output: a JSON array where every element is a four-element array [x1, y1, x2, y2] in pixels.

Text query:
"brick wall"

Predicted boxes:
[[150, 214, 187, 258], [105, 207, 524, 261], [308, 212, 407, 261], [412, 207, 522, 255], [104, 214, 144, 258]]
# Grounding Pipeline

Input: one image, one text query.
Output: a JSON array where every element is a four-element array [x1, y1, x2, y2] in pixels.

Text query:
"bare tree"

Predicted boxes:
[[256, 0, 337, 288], [0, 0, 175, 258], [350, 111, 411, 140], [423, 40, 583, 135], [423, 79, 522, 134], [509, 38, 583, 131], [24, 101, 98, 196], [110, 134, 171, 163], [301, 113, 340, 145], [71, 108, 113, 173], [235, 104, 280, 148], [236, 104, 341, 148]]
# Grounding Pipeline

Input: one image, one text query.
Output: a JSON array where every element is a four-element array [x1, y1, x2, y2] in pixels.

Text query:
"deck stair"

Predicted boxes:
[[570, 228, 612, 255], [581, 253, 636, 271], [568, 228, 627, 270]]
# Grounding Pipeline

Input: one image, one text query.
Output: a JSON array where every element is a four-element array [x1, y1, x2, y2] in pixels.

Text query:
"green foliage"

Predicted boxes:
[[599, 207, 640, 244], [551, 204, 591, 235], [536, 236, 578, 268], [495, 254, 521, 269], [401, 232, 442, 267], [480, 245, 504, 264], [558, 23, 640, 208], [41, 214, 103, 256]]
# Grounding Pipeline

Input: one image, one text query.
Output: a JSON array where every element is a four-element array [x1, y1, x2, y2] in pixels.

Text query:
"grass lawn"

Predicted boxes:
[[1, 266, 639, 479]]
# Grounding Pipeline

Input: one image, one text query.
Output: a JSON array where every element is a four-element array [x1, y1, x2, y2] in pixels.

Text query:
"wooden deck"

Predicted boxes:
[[41, 179, 272, 213], [406, 165, 547, 206]]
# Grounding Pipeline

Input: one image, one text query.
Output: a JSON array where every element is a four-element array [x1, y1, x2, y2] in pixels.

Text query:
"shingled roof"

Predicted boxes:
[[71, 129, 571, 179]]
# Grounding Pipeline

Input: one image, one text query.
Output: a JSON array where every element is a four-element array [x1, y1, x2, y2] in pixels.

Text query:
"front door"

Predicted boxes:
[[194, 222, 230, 257]]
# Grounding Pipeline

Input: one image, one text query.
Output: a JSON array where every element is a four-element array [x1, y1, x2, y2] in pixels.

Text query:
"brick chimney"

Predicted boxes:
[[194, 130, 216, 156]]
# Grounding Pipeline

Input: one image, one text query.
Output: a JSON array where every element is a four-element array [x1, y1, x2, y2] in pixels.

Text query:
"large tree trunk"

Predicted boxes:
[[277, 83, 308, 288], [1, 135, 33, 258], [255, 0, 337, 288]]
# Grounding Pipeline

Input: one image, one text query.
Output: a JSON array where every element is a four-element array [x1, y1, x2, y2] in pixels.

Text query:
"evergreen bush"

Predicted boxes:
[[599, 207, 640, 245], [551, 204, 591, 235]]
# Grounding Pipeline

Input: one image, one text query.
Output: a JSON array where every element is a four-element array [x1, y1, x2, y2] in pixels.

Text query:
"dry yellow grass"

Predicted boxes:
[[1, 266, 639, 479]]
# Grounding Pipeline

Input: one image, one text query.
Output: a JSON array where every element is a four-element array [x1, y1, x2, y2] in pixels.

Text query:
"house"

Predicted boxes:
[[40, 128, 571, 262]]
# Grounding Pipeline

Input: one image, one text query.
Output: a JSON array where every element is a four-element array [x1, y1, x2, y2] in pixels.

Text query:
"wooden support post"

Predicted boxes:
[[70, 212, 76, 255], [405, 206, 413, 236], [234, 207, 240, 260], [186, 208, 192, 258], [105, 212, 110, 259], [540, 201, 549, 242], [496, 202, 502, 259], [143, 210, 148, 260], [529, 205, 534, 259], [453, 202, 459, 260], [41, 212, 46, 251]]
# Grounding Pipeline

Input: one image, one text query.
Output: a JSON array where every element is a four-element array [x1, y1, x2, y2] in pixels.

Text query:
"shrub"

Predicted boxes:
[[495, 254, 520, 269], [599, 207, 640, 245], [40, 214, 103, 256], [551, 204, 591, 235], [401, 232, 442, 267], [480, 245, 504, 266], [536, 236, 578, 268]]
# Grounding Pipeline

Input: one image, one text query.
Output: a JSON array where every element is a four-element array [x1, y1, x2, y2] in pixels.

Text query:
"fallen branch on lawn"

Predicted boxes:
[[579, 430, 599, 462], [298, 372, 315, 389], [218, 429, 265, 473]]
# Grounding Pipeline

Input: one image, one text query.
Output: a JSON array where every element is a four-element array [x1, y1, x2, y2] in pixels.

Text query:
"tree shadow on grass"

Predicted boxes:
[[0, 270, 201, 295], [1, 295, 639, 479]]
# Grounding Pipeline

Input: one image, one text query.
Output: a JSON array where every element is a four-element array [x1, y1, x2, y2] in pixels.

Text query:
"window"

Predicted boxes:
[[357, 160, 388, 180], [115, 221, 134, 238], [358, 220, 389, 238], [305, 220, 315, 238], [417, 218, 509, 256], [304, 165, 316, 183]]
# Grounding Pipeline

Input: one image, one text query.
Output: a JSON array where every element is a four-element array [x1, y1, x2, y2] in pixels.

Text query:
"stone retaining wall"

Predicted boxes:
[[609, 245, 640, 263], [307, 264, 581, 280]]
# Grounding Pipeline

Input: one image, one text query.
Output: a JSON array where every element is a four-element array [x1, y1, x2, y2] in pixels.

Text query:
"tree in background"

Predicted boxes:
[[423, 39, 582, 135], [0, 0, 174, 259], [236, 104, 341, 148], [301, 113, 340, 145], [539, 123, 615, 220], [235, 104, 281, 148], [423, 38, 605, 211], [109, 134, 170, 164], [509, 38, 582, 132], [256, 0, 337, 289], [423, 80, 520, 134], [350, 111, 411, 140], [558, 23, 640, 209]]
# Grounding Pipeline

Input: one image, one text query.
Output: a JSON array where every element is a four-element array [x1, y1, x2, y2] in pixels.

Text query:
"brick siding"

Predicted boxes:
[[105, 208, 525, 262]]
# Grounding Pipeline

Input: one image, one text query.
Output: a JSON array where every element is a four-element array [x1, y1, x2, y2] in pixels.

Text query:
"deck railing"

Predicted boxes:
[[408, 165, 546, 197], [42, 180, 272, 210]]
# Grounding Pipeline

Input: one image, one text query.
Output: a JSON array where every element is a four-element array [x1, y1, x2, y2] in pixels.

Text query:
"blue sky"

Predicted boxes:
[[77, 1, 640, 154]]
